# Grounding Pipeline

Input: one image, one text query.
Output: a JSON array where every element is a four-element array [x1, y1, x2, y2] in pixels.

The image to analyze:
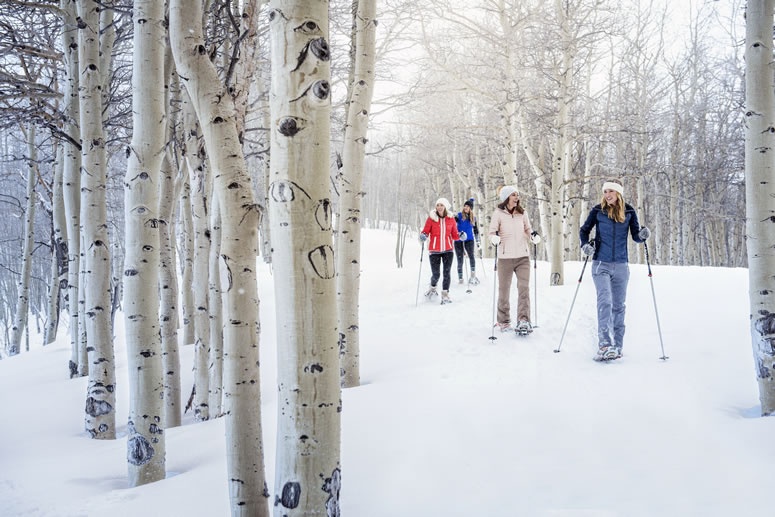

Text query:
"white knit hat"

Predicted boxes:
[[602, 181, 623, 195], [499, 185, 518, 203], [435, 197, 451, 211]]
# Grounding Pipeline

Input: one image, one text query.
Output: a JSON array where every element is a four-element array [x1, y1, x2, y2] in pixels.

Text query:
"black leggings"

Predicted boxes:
[[454, 239, 476, 277], [429, 251, 454, 290]]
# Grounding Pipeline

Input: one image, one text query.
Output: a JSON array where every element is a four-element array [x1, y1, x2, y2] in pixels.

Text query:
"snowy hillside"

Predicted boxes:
[[1, 228, 771, 517]]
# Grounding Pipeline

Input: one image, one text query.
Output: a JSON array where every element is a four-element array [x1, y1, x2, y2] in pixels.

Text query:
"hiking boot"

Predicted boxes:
[[494, 322, 512, 332], [424, 285, 438, 299], [441, 290, 452, 304], [469, 272, 480, 285]]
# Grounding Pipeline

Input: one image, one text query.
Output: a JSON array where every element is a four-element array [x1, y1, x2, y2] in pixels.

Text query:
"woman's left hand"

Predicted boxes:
[[639, 227, 651, 240]]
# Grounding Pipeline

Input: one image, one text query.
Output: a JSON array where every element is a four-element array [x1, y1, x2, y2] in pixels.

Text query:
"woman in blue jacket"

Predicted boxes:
[[579, 179, 650, 361], [454, 198, 480, 285]]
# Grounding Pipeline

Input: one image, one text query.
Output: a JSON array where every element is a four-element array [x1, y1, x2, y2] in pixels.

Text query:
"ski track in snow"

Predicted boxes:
[[0, 228, 771, 517]]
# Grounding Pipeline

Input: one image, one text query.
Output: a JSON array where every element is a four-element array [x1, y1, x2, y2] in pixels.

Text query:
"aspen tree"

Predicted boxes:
[[9, 125, 38, 355], [184, 98, 211, 422], [169, 0, 269, 513], [123, 0, 166, 485], [44, 142, 66, 345], [268, 1, 342, 514], [77, 0, 116, 440], [336, 0, 377, 389], [745, 0, 775, 416], [208, 193, 224, 417], [159, 63, 182, 429], [179, 163, 195, 347], [548, 0, 574, 286], [61, 0, 83, 377]]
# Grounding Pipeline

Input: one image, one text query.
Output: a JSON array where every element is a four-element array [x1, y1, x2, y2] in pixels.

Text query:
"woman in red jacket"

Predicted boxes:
[[420, 197, 465, 304]]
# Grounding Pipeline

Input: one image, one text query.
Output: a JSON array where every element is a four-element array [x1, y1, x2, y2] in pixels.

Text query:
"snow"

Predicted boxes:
[[1, 228, 771, 516]]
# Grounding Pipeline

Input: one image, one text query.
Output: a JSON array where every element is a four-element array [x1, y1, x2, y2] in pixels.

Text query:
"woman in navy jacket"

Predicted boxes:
[[579, 179, 650, 361]]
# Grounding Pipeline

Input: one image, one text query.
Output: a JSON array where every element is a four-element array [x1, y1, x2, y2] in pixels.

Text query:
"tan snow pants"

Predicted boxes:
[[497, 256, 531, 325]]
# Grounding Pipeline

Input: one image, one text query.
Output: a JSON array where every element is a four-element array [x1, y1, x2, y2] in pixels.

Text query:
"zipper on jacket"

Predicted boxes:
[[612, 218, 615, 262], [440, 218, 445, 251]]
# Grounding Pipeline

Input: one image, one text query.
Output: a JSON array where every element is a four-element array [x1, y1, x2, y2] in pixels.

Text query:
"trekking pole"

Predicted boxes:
[[644, 242, 669, 361], [533, 242, 539, 328], [464, 253, 472, 294], [415, 240, 426, 307], [554, 255, 591, 353], [489, 242, 499, 342], [478, 238, 487, 279]]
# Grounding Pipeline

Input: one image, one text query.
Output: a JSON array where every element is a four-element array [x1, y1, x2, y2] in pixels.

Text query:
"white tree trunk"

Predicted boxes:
[[179, 166, 195, 346], [549, 0, 573, 286], [336, 0, 376, 390], [62, 0, 83, 377], [159, 145, 182, 428], [123, 0, 166, 485], [268, 2, 342, 514], [159, 64, 182, 429], [208, 194, 224, 417], [77, 231, 88, 373], [519, 121, 550, 252], [185, 98, 211, 422], [745, 0, 775, 416], [170, 1, 269, 513], [9, 125, 38, 355], [77, 0, 116, 440], [44, 228, 62, 346], [45, 142, 67, 346]]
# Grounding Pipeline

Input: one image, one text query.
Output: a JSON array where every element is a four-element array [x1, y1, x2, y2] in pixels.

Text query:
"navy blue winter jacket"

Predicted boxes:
[[579, 203, 645, 263]]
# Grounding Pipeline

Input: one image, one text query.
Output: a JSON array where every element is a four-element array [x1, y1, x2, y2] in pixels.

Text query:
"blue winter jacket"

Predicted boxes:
[[579, 203, 645, 263], [454, 213, 478, 242]]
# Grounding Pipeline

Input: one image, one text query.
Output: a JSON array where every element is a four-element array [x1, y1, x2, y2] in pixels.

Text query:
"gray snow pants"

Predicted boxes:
[[591, 260, 630, 350]]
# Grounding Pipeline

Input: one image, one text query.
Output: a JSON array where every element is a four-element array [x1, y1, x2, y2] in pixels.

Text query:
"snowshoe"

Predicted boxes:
[[424, 286, 439, 300], [515, 320, 533, 336], [440, 290, 452, 305], [468, 273, 480, 286], [594, 346, 622, 362], [494, 322, 512, 332]]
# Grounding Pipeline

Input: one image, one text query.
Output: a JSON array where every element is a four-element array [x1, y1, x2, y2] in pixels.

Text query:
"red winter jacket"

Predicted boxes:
[[422, 210, 460, 252]]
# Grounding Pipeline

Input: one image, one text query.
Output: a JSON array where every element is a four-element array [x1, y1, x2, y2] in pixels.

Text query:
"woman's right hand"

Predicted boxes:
[[490, 235, 501, 246]]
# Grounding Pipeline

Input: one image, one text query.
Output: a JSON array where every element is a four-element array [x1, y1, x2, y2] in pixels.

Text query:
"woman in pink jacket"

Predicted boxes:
[[420, 197, 464, 304], [488, 185, 540, 333]]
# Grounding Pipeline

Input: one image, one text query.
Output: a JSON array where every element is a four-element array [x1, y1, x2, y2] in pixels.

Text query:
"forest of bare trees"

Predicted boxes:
[[1, 0, 773, 514]]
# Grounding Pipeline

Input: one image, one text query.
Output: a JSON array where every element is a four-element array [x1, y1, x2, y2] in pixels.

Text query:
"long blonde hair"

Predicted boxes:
[[601, 190, 625, 223]]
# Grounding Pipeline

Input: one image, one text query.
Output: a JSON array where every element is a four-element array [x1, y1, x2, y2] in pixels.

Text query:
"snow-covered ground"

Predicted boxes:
[[1, 228, 770, 516]]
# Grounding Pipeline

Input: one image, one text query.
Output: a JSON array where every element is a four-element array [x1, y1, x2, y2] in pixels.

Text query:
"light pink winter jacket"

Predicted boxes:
[[489, 208, 532, 259]]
